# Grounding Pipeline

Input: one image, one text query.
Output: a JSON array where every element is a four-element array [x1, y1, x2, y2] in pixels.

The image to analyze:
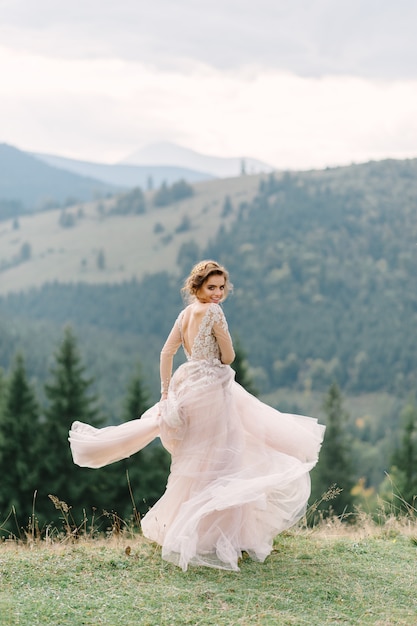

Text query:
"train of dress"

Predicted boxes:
[[69, 361, 325, 571]]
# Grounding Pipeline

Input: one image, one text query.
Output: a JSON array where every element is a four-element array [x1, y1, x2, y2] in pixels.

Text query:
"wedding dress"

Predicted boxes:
[[69, 303, 325, 571]]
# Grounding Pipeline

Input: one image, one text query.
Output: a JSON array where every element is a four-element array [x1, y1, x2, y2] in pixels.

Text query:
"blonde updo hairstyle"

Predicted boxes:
[[182, 260, 232, 303]]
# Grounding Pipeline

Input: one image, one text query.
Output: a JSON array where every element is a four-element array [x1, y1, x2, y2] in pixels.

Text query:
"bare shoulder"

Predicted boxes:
[[190, 302, 212, 316]]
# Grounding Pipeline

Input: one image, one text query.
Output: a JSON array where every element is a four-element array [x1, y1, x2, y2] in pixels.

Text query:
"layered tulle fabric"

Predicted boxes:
[[69, 407, 159, 469], [69, 359, 325, 572]]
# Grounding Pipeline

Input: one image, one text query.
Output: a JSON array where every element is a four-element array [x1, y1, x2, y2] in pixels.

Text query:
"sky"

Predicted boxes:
[[1, 0, 417, 170]]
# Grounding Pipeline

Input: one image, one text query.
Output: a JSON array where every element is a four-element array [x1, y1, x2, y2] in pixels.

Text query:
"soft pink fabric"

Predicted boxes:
[[69, 303, 325, 571]]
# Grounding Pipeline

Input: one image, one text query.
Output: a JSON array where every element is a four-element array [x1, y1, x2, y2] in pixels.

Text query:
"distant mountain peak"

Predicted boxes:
[[126, 141, 201, 160], [0, 143, 117, 212], [120, 142, 274, 178]]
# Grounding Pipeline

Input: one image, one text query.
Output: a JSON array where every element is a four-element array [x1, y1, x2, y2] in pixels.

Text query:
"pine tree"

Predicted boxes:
[[121, 365, 149, 423], [310, 382, 355, 517], [96, 249, 106, 270], [0, 354, 40, 530], [177, 241, 200, 276], [0, 369, 6, 473], [221, 195, 233, 218], [36, 327, 108, 522], [114, 365, 170, 519], [0, 367, 6, 423], [389, 401, 417, 508], [232, 336, 258, 396]]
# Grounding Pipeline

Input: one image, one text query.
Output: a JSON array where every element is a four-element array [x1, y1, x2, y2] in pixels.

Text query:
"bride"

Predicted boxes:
[[69, 260, 325, 571]]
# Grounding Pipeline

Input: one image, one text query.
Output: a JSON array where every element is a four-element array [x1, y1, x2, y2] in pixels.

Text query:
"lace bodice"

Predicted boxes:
[[180, 304, 228, 361], [160, 303, 235, 394]]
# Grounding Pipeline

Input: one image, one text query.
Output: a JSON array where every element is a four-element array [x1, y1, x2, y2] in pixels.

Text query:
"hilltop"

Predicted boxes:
[[121, 141, 275, 177], [1, 521, 416, 625], [0, 173, 262, 294], [32, 151, 214, 188]]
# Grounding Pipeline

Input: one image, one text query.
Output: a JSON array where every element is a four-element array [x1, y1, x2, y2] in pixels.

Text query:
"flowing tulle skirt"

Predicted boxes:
[[69, 361, 325, 571]]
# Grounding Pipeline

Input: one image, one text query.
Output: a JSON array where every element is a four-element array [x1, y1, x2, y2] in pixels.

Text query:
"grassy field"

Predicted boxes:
[[1, 517, 416, 625], [0, 174, 263, 295]]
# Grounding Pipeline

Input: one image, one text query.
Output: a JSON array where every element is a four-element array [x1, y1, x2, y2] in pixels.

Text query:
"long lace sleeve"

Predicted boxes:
[[160, 317, 182, 394], [212, 306, 235, 365]]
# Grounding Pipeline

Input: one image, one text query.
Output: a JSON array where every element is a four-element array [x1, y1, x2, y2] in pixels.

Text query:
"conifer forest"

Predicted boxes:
[[1, 159, 417, 534]]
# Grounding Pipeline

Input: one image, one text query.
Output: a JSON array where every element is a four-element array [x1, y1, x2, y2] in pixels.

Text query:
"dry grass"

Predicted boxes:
[[1, 489, 417, 625], [1, 513, 417, 626]]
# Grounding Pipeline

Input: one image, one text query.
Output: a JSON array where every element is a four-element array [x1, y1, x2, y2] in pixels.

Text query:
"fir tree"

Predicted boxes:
[[0, 369, 6, 470], [0, 367, 6, 422], [122, 363, 151, 422], [96, 249, 106, 270], [177, 241, 200, 276], [232, 336, 258, 396], [36, 327, 108, 522], [310, 382, 355, 517], [221, 195, 233, 218], [0, 354, 40, 529], [114, 365, 170, 519], [389, 401, 417, 508]]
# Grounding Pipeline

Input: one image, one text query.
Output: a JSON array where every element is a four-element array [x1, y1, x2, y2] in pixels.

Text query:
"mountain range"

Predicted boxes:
[[121, 141, 274, 178], [31, 151, 214, 190], [0, 144, 118, 213], [0, 141, 273, 216]]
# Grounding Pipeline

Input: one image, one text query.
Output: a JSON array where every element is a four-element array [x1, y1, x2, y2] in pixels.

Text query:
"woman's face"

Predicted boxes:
[[196, 274, 226, 304]]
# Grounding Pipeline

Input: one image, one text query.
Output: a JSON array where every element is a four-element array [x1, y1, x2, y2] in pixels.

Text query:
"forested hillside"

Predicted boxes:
[[0, 175, 261, 293], [1, 158, 416, 397], [0, 161, 417, 528], [1, 157, 417, 526], [206, 159, 417, 396]]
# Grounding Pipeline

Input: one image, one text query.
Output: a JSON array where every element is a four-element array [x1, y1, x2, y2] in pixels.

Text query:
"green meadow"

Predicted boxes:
[[0, 174, 261, 295], [1, 517, 416, 626]]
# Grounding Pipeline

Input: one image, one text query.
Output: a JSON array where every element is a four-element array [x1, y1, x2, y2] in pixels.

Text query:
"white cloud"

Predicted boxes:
[[1, 44, 417, 169], [1, 0, 417, 79], [1, 1, 417, 169]]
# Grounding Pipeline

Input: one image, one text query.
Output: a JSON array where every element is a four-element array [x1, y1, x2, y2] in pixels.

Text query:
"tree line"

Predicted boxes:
[[0, 324, 278, 537], [205, 162, 417, 395], [2, 159, 417, 401], [0, 327, 170, 537], [2, 156, 417, 530], [1, 326, 416, 539]]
